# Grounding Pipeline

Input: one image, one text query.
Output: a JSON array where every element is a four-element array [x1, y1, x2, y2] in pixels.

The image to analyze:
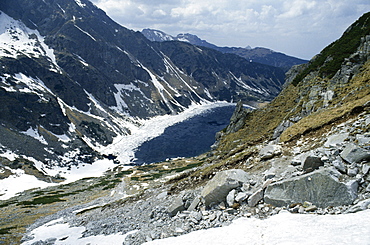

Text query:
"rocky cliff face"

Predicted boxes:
[[0, 0, 285, 168]]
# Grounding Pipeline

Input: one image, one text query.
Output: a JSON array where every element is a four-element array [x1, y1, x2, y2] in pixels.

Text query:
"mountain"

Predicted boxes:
[[1, 8, 369, 245], [142, 28, 308, 70], [0, 0, 285, 170]]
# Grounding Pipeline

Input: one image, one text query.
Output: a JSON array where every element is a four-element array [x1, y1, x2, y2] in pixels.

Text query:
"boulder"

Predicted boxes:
[[362, 164, 370, 175], [201, 169, 250, 207], [167, 195, 186, 217], [234, 192, 248, 203], [259, 145, 281, 160], [347, 167, 359, 177], [302, 156, 324, 172], [332, 158, 346, 173], [324, 133, 349, 147], [247, 189, 264, 207], [340, 143, 370, 164], [264, 168, 358, 208], [187, 196, 202, 211], [226, 189, 236, 207]]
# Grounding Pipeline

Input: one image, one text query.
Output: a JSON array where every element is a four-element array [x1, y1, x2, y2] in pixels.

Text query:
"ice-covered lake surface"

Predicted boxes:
[[133, 105, 235, 165]]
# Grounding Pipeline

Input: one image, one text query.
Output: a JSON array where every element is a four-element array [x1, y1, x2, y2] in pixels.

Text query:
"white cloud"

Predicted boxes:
[[91, 0, 370, 59]]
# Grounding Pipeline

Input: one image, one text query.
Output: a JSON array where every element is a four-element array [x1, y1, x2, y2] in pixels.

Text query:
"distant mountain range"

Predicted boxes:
[[142, 29, 308, 71]]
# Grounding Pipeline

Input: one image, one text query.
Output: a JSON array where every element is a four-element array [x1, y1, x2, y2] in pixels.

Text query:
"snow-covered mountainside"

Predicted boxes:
[[142, 28, 308, 70], [0, 0, 286, 181]]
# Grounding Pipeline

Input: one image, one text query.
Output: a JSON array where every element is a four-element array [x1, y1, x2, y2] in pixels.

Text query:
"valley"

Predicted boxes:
[[0, 0, 369, 244]]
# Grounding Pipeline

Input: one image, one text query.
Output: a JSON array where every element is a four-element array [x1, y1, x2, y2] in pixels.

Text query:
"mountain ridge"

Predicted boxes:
[[142, 28, 308, 70]]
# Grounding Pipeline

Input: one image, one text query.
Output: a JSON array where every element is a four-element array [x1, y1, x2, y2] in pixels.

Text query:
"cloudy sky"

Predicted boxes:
[[90, 0, 369, 60]]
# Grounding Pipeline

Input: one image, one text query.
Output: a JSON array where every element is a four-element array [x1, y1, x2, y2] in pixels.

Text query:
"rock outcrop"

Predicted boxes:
[[224, 101, 250, 134], [264, 168, 358, 208]]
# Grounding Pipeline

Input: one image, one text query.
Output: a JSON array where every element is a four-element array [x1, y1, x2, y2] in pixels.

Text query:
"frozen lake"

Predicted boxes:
[[133, 105, 236, 164]]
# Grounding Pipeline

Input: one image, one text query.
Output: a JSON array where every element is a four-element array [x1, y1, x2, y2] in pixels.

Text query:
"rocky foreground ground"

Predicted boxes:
[[18, 107, 370, 245]]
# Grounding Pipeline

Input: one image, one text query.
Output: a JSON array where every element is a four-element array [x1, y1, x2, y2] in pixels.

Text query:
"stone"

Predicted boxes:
[[362, 164, 370, 175], [247, 189, 264, 207], [291, 159, 301, 166], [259, 145, 281, 160], [356, 134, 370, 145], [201, 169, 250, 207], [264, 173, 276, 180], [347, 167, 359, 177], [167, 195, 185, 217], [345, 198, 370, 213], [187, 196, 201, 211], [346, 180, 359, 195], [234, 192, 248, 203], [189, 211, 202, 222], [303, 156, 324, 173], [332, 159, 346, 173], [340, 143, 370, 164], [157, 191, 167, 199], [324, 133, 349, 147], [226, 189, 236, 207], [262, 179, 274, 189], [264, 168, 358, 208]]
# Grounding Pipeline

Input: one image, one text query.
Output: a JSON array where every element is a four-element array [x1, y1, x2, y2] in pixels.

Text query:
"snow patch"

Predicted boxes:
[[22, 127, 48, 145], [229, 71, 264, 94], [0, 149, 18, 161], [74, 0, 86, 8], [74, 25, 96, 41], [21, 217, 136, 245], [0, 11, 61, 73], [0, 172, 56, 200], [144, 210, 370, 245], [111, 83, 153, 114]]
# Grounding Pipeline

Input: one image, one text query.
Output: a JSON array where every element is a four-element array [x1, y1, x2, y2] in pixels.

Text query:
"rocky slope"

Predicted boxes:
[[142, 29, 308, 70], [4, 11, 369, 245], [0, 0, 285, 172]]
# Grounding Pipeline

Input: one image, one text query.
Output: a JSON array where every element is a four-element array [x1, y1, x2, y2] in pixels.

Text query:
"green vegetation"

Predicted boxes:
[[0, 226, 17, 235], [292, 12, 370, 86], [17, 195, 66, 206]]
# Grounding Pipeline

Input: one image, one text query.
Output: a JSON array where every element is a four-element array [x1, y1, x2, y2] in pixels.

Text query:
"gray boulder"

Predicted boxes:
[[303, 156, 324, 173], [247, 189, 264, 207], [226, 189, 236, 207], [324, 133, 349, 147], [167, 195, 186, 217], [259, 145, 281, 160], [264, 168, 358, 208], [340, 143, 370, 164], [332, 158, 346, 173], [201, 169, 250, 207]]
